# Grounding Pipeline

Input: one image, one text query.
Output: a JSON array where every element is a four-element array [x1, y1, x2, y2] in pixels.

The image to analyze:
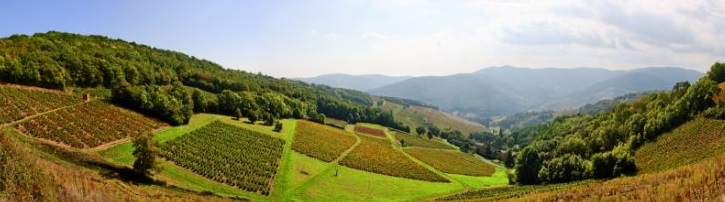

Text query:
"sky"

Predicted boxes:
[[1, 0, 724, 78]]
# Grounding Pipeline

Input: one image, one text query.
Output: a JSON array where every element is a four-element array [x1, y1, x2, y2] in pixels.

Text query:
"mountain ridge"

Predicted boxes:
[[366, 66, 702, 118]]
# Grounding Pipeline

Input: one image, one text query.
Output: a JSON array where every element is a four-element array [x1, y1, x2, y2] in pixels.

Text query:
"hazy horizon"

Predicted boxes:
[[1, 0, 722, 78]]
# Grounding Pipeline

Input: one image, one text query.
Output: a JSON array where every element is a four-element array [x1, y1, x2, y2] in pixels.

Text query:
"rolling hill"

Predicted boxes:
[[368, 66, 702, 118], [2, 31, 725, 202]]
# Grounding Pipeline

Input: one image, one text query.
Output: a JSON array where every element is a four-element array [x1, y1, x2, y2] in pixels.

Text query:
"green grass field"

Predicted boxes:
[[635, 118, 725, 173], [287, 151, 330, 190], [287, 165, 463, 202], [447, 166, 509, 189]]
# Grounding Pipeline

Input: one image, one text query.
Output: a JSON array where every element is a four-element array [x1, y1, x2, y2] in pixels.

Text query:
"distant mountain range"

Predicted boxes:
[[297, 74, 411, 91], [300, 66, 703, 119]]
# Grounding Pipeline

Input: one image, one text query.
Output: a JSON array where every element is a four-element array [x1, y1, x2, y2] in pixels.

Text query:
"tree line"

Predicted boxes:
[[0, 31, 408, 129]]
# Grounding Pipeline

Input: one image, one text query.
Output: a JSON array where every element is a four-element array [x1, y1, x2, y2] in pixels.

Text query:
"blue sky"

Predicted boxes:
[[1, 0, 723, 77]]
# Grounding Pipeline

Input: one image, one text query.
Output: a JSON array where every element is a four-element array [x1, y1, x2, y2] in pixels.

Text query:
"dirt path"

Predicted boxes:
[[87, 137, 132, 152]]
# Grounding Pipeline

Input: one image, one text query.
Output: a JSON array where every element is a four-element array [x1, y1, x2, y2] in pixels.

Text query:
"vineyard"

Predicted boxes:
[[0, 86, 81, 124], [161, 121, 285, 196], [292, 120, 357, 162], [635, 118, 725, 173], [340, 135, 448, 182], [394, 132, 454, 150], [354, 125, 386, 137], [405, 147, 495, 176], [17, 101, 166, 148]]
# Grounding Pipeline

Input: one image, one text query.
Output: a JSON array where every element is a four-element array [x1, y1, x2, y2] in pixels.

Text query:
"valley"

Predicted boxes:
[[1, 31, 725, 201]]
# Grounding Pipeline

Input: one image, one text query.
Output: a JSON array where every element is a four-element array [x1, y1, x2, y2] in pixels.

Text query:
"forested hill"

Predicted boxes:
[[0, 31, 406, 130], [512, 62, 725, 185]]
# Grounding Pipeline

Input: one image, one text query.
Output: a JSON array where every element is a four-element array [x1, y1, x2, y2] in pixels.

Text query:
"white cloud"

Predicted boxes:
[[257, 0, 725, 77]]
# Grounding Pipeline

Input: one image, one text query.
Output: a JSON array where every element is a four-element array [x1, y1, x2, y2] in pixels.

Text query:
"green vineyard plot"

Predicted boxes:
[[161, 121, 285, 196]]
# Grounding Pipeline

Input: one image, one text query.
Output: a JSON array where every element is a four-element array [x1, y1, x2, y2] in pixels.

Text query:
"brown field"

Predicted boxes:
[[405, 147, 495, 176], [292, 120, 357, 162], [354, 125, 386, 137]]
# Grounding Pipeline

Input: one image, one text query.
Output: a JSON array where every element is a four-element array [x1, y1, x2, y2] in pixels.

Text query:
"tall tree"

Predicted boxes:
[[132, 134, 161, 177]]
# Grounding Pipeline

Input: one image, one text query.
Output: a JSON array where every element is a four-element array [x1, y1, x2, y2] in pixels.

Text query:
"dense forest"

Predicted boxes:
[[513, 62, 725, 184], [0, 31, 407, 130]]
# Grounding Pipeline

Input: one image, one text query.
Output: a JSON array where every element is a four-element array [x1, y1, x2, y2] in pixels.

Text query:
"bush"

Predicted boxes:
[[591, 149, 636, 179], [537, 154, 590, 184]]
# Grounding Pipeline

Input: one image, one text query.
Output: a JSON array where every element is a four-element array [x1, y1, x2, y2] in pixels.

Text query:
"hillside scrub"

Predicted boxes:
[[514, 62, 725, 185]]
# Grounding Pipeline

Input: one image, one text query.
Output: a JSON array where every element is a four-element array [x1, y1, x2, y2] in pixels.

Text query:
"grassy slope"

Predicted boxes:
[[447, 166, 509, 189], [381, 101, 487, 135], [286, 151, 330, 190], [288, 165, 463, 202], [635, 118, 725, 173]]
